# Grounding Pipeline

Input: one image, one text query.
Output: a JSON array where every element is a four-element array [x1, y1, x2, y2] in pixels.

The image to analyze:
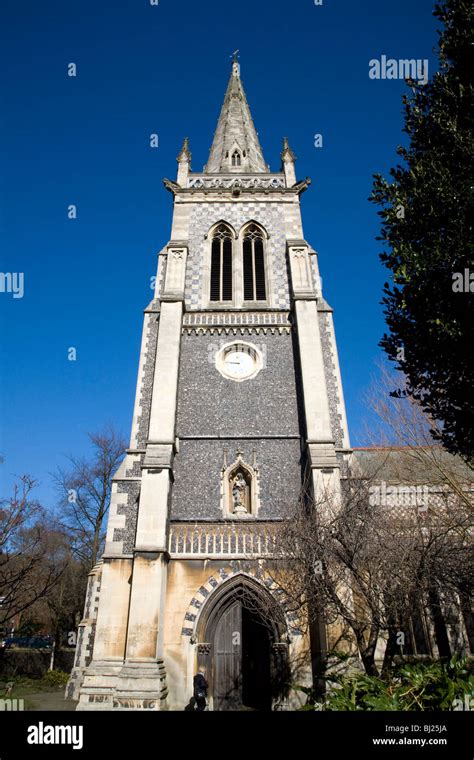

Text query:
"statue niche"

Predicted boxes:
[[220, 452, 260, 518], [231, 469, 250, 515]]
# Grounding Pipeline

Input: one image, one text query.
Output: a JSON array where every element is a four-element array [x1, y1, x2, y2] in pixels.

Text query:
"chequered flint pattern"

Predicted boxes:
[[185, 202, 290, 310]]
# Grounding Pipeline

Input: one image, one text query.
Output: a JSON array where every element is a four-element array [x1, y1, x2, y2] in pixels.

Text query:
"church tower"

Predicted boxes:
[[70, 57, 351, 711]]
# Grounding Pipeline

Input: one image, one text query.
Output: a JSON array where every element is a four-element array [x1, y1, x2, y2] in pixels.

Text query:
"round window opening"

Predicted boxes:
[[215, 341, 263, 382]]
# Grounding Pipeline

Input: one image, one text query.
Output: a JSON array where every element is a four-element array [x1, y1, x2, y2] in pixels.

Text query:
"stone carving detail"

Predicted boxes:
[[164, 247, 187, 295], [188, 176, 284, 190], [232, 471, 249, 514], [290, 246, 312, 292]]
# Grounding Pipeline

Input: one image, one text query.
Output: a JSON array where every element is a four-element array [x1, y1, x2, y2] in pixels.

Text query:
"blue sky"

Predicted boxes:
[[0, 0, 439, 508]]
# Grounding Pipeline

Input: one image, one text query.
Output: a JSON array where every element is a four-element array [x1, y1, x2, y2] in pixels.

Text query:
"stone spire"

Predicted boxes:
[[205, 57, 268, 174]]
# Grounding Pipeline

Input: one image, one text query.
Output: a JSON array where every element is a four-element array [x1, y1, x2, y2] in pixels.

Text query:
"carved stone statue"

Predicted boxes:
[[232, 471, 248, 514]]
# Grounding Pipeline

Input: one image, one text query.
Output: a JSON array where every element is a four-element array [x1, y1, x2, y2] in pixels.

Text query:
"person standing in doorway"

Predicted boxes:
[[193, 670, 208, 711]]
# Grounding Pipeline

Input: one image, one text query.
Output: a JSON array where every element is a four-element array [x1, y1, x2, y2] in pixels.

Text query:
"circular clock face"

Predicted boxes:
[[224, 349, 254, 378], [216, 342, 262, 381]]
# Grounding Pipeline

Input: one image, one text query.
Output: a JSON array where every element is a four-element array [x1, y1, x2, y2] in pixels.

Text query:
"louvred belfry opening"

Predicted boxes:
[[243, 225, 266, 301], [210, 224, 233, 301]]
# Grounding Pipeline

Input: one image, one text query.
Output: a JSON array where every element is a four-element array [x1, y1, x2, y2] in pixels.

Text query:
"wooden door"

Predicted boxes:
[[213, 601, 242, 711]]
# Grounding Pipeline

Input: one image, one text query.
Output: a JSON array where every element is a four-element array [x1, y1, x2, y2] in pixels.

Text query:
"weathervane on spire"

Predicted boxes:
[[231, 50, 240, 76]]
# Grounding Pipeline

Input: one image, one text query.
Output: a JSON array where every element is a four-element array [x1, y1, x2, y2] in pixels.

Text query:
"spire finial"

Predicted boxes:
[[281, 136, 296, 162], [177, 136, 192, 164]]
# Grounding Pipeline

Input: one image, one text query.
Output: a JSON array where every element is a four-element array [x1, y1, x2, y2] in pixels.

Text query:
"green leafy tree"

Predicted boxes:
[[370, 0, 474, 463]]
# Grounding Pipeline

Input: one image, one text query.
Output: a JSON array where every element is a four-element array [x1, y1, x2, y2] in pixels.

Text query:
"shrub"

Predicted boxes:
[[296, 655, 474, 711], [42, 670, 70, 688]]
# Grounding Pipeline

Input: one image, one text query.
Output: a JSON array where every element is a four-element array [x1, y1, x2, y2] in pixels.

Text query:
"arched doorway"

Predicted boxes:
[[196, 575, 289, 711]]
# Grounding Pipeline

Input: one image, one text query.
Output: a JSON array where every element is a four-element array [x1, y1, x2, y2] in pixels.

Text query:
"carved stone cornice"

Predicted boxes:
[[182, 311, 292, 335], [162, 175, 314, 197], [188, 175, 285, 191]]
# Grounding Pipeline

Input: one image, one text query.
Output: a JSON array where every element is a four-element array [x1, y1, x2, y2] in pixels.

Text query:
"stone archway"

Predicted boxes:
[[195, 574, 289, 711]]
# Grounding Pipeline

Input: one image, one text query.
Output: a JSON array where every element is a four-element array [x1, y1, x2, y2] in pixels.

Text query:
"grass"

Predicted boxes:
[[2, 672, 71, 709]]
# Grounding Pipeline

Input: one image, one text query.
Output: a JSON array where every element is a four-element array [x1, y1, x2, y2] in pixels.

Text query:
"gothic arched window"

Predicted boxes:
[[210, 224, 233, 302], [231, 151, 241, 167], [243, 224, 267, 301]]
